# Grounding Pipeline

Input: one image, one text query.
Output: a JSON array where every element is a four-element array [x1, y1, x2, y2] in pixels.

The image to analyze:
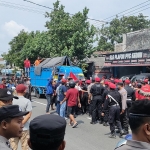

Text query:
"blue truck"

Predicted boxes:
[[30, 56, 84, 98]]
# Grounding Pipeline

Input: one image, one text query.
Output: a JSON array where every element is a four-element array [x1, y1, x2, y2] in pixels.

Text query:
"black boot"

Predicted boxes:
[[122, 129, 129, 135], [103, 122, 109, 126], [90, 121, 96, 125], [119, 130, 124, 138], [99, 120, 103, 124], [109, 132, 116, 138]]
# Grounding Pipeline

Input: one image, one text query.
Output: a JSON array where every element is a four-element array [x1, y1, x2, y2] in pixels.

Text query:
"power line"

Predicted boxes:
[[104, 0, 150, 21], [0, 1, 103, 29], [0, 2, 45, 14], [106, 2, 150, 22], [0, 2, 104, 28], [23, 0, 108, 24], [125, 6, 150, 17], [0, 0, 45, 11]]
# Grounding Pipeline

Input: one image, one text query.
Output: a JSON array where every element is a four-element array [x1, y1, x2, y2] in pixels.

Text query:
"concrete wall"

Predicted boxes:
[[124, 28, 150, 51], [114, 43, 123, 52]]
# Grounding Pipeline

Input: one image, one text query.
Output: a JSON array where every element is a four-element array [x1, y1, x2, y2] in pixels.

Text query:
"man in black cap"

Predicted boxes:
[[0, 89, 18, 108], [116, 99, 150, 150], [28, 114, 66, 150], [0, 105, 29, 150]]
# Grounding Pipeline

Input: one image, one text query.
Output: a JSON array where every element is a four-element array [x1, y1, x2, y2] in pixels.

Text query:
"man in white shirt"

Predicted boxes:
[[10, 84, 32, 150]]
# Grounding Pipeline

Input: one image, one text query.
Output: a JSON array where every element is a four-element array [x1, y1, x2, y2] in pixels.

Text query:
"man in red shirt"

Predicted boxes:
[[135, 83, 145, 100], [0, 78, 6, 89], [61, 80, 81, 128], [24, 58, 31, 77], [141, 80, 150, 100]]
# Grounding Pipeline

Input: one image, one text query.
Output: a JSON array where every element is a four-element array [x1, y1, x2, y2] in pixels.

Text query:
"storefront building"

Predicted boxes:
[[104, 49, 150, 78]]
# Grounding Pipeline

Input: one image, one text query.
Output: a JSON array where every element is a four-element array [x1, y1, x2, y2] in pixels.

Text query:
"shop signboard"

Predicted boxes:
[[105, 49, 150, 65]]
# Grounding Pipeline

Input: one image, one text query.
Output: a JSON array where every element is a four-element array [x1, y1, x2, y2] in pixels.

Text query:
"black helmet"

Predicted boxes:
[[69, 81, 76, 88]]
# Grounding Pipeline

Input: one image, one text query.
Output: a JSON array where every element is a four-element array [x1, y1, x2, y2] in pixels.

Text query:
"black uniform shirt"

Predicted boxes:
[[90, 83, 105, 97], [103, 90, 122, 111], [102, 87, 109, 103], [124, 85, 135, 101]]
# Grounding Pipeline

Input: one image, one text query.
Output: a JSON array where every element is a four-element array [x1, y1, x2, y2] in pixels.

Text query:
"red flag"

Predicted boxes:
[[69, 72, 78, 81]]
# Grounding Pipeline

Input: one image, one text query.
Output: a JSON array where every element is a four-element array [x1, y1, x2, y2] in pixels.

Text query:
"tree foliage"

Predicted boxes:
[[97, 14, 150, 51], [4, 0, 96, 69], [45, 1, 96, 63]]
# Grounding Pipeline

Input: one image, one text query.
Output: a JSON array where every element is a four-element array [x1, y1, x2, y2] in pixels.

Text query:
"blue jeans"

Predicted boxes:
[[46, 95, 52, 113], [24, 67, 30, 77], [57, 102, 60, 115], [60, 101, 66, 118]]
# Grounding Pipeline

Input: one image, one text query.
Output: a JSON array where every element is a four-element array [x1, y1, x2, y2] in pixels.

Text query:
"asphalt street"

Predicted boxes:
[[17, 96, 126, 150]]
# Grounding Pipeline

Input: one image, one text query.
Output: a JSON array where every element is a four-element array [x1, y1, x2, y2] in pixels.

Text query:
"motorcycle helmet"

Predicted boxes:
[[69, 80, 76, 88]]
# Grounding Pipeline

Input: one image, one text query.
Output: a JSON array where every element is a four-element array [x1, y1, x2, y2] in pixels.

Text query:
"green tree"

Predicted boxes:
[[98, 14, 150, 51], [21, 31, 51, 64], [4, 0, 97, 69], [45, 0, 97, 64], [3, 30, 30, 67]]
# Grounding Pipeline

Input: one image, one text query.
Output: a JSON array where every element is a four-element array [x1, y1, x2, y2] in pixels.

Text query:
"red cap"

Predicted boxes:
[[61, 79, 67, 83], [144, 79, 149, 83], [109, 83, 116, 89], [114, 79, 118, 83], [104, 80, 109, 85], [16, 84, 27, 93], [125, 79, 130, 84], [86, 80, 91, 84], [95, 77, 101, 82], [116, 79, 122, 83]]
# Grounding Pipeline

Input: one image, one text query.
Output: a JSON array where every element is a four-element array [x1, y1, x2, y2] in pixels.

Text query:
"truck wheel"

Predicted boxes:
[[35, 90, 41, 98], [33, 88, 36, 97]]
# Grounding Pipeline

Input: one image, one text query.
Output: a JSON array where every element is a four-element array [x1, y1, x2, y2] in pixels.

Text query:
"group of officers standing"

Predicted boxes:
[[78, 76, 150, 138]]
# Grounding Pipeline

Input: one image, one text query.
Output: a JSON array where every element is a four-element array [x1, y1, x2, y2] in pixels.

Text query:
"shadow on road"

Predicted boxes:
[[77, 120, 84, 124]]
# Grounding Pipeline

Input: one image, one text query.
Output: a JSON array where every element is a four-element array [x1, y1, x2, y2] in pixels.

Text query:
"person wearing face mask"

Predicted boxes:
[[117, 82, 129, 135], [115, 99, 150, 150]]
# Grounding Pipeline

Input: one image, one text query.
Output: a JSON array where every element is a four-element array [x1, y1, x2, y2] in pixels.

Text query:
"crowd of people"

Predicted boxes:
[[0, 87, 66, 150], [45, 75, 150, 146], [0, 76, 32, 101], [1, 72, 150, 150]]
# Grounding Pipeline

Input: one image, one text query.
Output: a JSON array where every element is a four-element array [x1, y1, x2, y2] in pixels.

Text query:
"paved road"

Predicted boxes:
[[18, 97, 125, 150]]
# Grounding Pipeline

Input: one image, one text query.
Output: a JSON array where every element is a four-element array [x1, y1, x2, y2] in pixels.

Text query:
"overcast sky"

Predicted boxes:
[[0, 0, 149, 56]]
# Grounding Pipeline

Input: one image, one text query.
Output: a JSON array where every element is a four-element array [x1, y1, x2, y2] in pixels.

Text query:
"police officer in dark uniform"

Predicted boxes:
[[90, 77, 104, 124], [124, 79, 135, 109], [28, 114, 66, 150], [102, 81, 109, 126], [102, 83, 123, 138]]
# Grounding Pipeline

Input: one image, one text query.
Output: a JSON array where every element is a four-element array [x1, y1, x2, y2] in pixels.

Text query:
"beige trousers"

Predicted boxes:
[[10, 130, 29, 150]]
